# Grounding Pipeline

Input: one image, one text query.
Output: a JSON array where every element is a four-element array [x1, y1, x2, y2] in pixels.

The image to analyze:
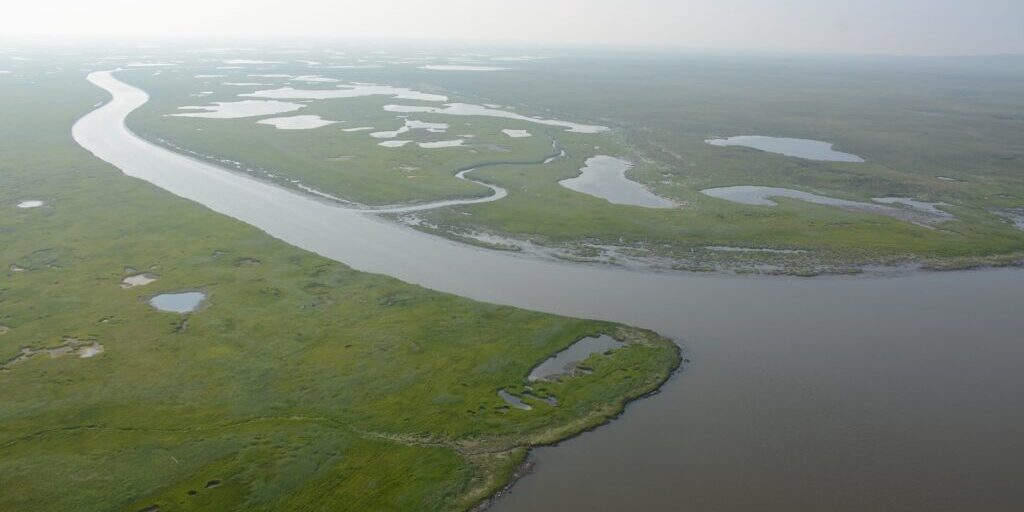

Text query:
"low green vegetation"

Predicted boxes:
[[127, 51, 1024, 274], [0, 59, 679, 511]]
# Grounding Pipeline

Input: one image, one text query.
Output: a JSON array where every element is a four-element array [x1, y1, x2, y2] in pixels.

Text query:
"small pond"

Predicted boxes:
[[498, 389, 532, 410], [149, 291, 207, 313], [559, 156, 676, 208], [528, 334, 626, 381]]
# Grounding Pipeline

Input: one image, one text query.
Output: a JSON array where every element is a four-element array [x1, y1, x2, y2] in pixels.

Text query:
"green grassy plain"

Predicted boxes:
[[127, 52, 1024, 273], [0, 58, 679, 511]]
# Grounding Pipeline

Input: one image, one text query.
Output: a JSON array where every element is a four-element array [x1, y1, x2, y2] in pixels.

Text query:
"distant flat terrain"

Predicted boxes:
[[126, 51, 1024, 274]]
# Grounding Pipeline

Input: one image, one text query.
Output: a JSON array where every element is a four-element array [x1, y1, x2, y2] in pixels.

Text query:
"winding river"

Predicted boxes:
[[74, 71, 1024, 511]]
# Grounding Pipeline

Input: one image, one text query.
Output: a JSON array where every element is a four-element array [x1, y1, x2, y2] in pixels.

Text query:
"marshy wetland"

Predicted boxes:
[[124, 50, 1024, 275], [2, 45, 1024, 512], [2, 57, 678, 512]]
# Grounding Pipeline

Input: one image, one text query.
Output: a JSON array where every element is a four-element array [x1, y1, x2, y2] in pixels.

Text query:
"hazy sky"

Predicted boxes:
[[3, 0, 1023, 55]]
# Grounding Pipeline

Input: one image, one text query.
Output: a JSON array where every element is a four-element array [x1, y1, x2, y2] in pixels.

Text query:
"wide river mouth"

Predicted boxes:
[[74, 70, 1024, 511]]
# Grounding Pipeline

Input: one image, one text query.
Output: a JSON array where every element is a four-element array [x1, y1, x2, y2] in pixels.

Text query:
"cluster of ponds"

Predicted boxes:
[[699, 137, 957, 223]]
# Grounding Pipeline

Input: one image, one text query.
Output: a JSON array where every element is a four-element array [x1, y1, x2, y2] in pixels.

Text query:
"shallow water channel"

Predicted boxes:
[[74, 70, 1024, 512]]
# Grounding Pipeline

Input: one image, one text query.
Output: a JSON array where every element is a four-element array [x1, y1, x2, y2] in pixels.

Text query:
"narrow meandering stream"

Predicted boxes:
[[73, 71, 1024, 512]]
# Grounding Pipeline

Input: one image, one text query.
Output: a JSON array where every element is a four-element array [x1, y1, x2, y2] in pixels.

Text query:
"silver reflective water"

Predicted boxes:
[[74, 71, 1024, 511], [706, 135, 865, 162], [242, 84, 448, 102], [257, 115, 337, 130], [560, 156, 676, 208], [173, 100, 305, 119], [383, 103, 609, 134]]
